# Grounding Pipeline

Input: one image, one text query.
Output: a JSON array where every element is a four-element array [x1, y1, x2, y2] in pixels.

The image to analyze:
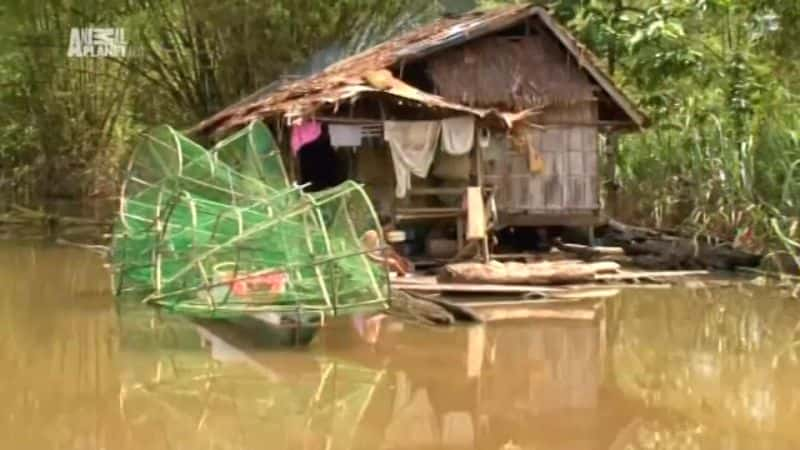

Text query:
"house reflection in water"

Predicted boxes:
[[114, 289, 800, 450], [149, 299, 620, 450], [4, 244, 800, 450], [114, 300, 617, 450]]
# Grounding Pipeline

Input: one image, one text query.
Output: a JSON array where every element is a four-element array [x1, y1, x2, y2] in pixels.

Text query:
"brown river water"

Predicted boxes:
[[1, 241, 799, 450]]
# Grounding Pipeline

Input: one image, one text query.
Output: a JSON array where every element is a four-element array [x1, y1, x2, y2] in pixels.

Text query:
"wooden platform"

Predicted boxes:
[[391, 268, 709, 297]]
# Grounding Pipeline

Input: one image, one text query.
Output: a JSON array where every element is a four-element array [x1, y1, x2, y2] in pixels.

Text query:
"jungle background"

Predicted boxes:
[[1, 0, 798, 264]]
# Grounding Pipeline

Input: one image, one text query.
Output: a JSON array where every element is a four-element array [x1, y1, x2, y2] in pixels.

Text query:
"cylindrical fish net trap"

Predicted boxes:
[[111, 122, 389, 318]]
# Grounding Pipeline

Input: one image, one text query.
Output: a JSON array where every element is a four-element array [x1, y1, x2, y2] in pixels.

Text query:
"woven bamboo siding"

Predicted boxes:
[[484, 102, 600, 214]]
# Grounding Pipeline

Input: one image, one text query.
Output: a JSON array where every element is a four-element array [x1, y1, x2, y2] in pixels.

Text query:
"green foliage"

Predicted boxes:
[[0, 0, 139, 199], [1, 0, 798, 265], [554, 0, 800, 267], [0, 0, 435, 200]]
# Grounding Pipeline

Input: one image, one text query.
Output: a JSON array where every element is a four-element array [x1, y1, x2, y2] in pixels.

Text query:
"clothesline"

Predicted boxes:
[[314, 116, 384, 125], [291, 115, 478, 198]]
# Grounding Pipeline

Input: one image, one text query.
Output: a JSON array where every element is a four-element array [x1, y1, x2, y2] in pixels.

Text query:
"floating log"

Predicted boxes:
[[604, 219, 762, 270], [441, 260, 621, 286], [553, 238, 625, 261]]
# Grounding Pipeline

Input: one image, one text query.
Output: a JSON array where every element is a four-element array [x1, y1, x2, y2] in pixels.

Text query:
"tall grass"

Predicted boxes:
[[617, 106, 800, 271]]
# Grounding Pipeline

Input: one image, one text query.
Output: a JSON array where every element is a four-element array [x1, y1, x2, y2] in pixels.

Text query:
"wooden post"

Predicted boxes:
[[606, 132, 619, 217], [476, 145, 490, 263], [457, 217, 464, 252]]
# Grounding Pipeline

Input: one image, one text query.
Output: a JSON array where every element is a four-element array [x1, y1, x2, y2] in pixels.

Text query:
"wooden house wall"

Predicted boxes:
[[286, 101, 602, 227], [484, 102, 600, 217]]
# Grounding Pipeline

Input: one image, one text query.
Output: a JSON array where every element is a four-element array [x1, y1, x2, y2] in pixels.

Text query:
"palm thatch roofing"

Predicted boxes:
[[192, 5, 647, 137]]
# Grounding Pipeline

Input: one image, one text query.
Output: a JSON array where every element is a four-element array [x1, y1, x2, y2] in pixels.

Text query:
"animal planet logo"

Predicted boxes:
[[67, 28, 127, 58]]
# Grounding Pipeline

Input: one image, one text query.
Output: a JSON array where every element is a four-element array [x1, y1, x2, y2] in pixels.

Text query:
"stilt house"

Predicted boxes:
[[193, 5, 647, 255]]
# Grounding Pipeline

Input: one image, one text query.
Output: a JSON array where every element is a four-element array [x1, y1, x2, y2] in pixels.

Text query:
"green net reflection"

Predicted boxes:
[[111, 121, 389, 318]]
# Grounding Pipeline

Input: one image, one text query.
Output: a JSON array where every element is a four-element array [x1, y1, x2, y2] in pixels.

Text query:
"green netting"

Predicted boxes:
[[111, 121, 389, 318]]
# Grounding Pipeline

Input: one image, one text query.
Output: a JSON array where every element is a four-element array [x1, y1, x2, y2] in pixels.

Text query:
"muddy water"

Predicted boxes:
[[1, 242, 800, 450]]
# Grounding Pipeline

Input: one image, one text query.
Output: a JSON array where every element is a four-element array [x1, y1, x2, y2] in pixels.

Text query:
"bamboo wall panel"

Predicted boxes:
[[483, 127, 598, 214]]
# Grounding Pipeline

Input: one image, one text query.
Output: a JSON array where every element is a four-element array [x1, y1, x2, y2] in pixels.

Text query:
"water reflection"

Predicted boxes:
[[2, 243, 800, 450], [0, 243, 121, 450], [610, 287, 800, 449], [109, 294, 618, 450]]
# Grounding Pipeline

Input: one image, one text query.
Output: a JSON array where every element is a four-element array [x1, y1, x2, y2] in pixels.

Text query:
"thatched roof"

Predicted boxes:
[[192, 5, 647, 136]]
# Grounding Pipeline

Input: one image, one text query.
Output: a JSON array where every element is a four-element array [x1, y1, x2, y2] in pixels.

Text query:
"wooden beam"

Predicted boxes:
[[396, 207, 463, 214], [392, 281, 562, 294], [408, 187, 467, 196], [594, 270, 710, 281], [396, 213, 463, 221]]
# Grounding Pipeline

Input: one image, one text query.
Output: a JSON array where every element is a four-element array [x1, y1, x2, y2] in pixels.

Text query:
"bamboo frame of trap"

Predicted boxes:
[[114, 182, 390, 318], [112, 124, 390, 319]]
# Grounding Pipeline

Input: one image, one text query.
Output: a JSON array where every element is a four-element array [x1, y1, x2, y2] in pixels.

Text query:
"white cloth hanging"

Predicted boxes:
[[441, 116, 475, 155], [329, 124, 364, 147], [384, 120, 441, 198]]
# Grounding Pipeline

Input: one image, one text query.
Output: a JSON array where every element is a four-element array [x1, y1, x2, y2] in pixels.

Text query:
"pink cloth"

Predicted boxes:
[[290, 120, 322, 155]]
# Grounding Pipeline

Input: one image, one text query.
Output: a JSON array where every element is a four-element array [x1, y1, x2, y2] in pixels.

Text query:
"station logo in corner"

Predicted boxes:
[[67, 27, 127, 58]]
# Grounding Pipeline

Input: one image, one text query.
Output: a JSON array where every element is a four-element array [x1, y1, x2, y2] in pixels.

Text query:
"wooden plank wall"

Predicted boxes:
[[484, 102, 600, 214]]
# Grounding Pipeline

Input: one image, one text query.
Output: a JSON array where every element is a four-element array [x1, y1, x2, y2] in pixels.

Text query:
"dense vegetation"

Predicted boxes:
[[0, 0, 436, 200], [1, 0, 797, 266], [551, 0, 800, 269]]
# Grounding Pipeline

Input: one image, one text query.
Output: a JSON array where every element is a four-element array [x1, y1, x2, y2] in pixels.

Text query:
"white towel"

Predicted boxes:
[[329, 124, 363, 147], [384, 120, 441, 198], [441, 116, 475, 155]]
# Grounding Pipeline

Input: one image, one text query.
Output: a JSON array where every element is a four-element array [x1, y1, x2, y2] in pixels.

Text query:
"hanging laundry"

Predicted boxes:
[[290, 120, 321, 155], [441, 116, 475, 155], [384, 120, 441, 198], [329, 124, 364, 147]]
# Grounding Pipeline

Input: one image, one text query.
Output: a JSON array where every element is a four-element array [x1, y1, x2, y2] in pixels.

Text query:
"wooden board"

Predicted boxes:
[[595, 270, 709, 281], [477, 307, 596, 322], [390, 275, 438, 284], [549, 288, 620, 300], [392, 281, 562, 295], [465, 186, 486, 240]]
